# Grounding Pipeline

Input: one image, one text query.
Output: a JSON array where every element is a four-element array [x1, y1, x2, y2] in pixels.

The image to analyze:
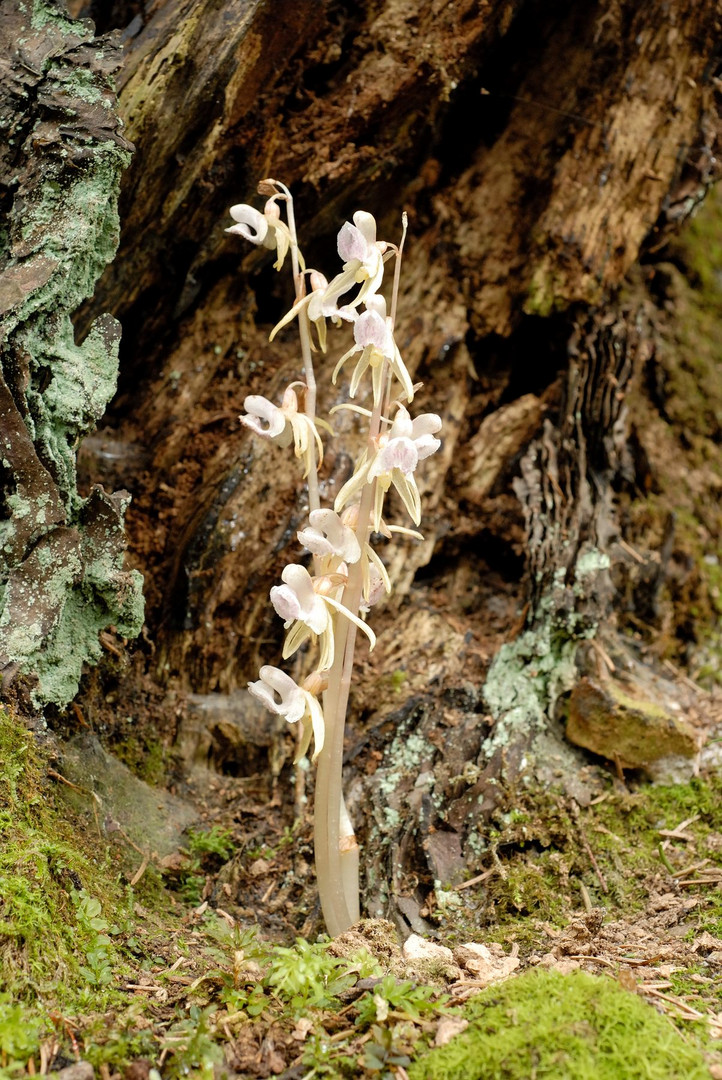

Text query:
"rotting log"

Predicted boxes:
[[41, 0, 722, 929]]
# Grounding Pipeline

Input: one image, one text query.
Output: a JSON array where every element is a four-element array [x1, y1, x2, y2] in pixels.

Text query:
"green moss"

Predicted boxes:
[[0, 710, 130, 1019], [409, 970, 710, 1079]]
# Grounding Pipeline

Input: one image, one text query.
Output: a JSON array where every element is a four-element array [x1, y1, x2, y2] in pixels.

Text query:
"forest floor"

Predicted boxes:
[[4, 702, 722, 1080]]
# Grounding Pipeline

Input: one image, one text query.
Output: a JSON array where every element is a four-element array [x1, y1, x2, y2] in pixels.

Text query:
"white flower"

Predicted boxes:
[[268, 211, 386, 352], [332, 295, 414, 404], [335, 405, 442, 528], [371, 405, 442, 478], [270, 562, 376, 671], [297, 509, 361, 564], [321, 211, 385, 313], [360, 562, 388, 613], [248, 665, 325, 759], [240, 395, 288, 440], [226, 198, 292, 271], [271, 565, 330, 635], [269, 269, 355, 352], [239, 386, 324, 478]]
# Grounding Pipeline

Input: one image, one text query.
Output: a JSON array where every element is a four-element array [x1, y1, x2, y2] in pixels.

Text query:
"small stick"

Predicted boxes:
[[130, 853, 150, 886], [456, 868, 496, 891]]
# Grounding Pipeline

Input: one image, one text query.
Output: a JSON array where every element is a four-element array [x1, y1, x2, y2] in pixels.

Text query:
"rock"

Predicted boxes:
[[176, 692, 286, 777], [402, 934, 461, 982], [565, 676, 697, 769], [453, 942, 520, 986], [52, 1063, 94, 1080], [403, 934, 454, 965], [59, 734, 198, 858]]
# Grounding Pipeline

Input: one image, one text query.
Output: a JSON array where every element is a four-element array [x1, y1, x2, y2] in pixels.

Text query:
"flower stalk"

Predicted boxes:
[[227, 184, 441, 935]]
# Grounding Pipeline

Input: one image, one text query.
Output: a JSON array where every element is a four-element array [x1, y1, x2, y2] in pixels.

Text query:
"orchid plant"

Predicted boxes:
[[228, 181, 441, 936]]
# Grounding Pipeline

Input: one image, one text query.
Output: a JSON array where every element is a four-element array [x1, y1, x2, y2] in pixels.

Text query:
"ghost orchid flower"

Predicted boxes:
[[226, 198, 293, 271], [318, 211, 386, 315], [239, 386, 325, 478], [332, 295, 414, 404], [297, 509, 361, 565], [270, 563, 376, 671], [334, 405, 442, 528], [270, 270, 336, 352], [247, 665, 326, 759]]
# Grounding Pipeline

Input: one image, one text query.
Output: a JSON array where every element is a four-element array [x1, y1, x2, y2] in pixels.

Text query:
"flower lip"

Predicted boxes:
[[378, 436, 419, 476], [248, 665, 305, 724], [270, 564, 329, 635], [240, 395, 286, 439], [337, 211, 379, 265], [297, 509, 361, 563], [338, 222, 370, 264], [269, 583, 304, 624], [354, 309, 388, 351], [226, 204, 269, 244]]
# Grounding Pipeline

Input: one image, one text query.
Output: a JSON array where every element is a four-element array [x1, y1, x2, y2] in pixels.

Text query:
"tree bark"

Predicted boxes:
[[10, 0, 722, 928]]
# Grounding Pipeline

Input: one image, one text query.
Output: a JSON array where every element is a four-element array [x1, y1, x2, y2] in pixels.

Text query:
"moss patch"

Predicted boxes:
[[409, 970, 710, 1080]]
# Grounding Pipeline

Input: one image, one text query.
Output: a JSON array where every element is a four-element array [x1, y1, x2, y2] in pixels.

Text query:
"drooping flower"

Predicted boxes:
[[226, 199, 293, 271], [247, 665, 325, 759], [269, 269, 346, 352], [239, 386, 325, 477], [360, 562, 388, 613], [270, 213, 387, 352], [270, 563, 376, 671], [271, 565, 331, 636], [297, 509, 361, 564], [332, 295, 414, 405], [321, 210, 386, 313], [335, 405, 442, 528]]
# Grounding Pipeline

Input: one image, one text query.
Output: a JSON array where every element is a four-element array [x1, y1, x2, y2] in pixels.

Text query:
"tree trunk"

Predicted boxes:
[[5, 0, 722, 930]]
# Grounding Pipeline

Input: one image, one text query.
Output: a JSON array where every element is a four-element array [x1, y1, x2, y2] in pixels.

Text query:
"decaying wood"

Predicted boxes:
[[25, 0, 722, 927], [74, 0, 722, 700]]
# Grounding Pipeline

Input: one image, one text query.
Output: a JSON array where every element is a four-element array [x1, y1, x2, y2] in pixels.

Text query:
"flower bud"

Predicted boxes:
[[310, 270, 329, 293], [303, 671, 329, 695]]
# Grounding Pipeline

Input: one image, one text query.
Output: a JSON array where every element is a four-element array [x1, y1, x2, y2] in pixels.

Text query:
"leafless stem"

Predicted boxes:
[[315, 215, 407, 933], [276, 181, 320, 516]]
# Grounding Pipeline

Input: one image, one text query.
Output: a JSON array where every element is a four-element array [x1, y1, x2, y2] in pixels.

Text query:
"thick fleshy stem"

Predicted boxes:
[[315, 220, 407, 933]]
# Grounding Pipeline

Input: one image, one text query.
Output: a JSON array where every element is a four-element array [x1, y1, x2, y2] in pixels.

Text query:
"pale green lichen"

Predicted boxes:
[[482, 548, 610, 756], [0, 7, 144, 706]]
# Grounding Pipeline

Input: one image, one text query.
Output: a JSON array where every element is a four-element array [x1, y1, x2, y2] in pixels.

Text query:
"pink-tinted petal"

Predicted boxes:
[[337, 222, 370, 263], [270, 583, 302, 624], [280, 564, 329, 634], [354, 309, 387, 350], [378, 436, 419, 476]]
